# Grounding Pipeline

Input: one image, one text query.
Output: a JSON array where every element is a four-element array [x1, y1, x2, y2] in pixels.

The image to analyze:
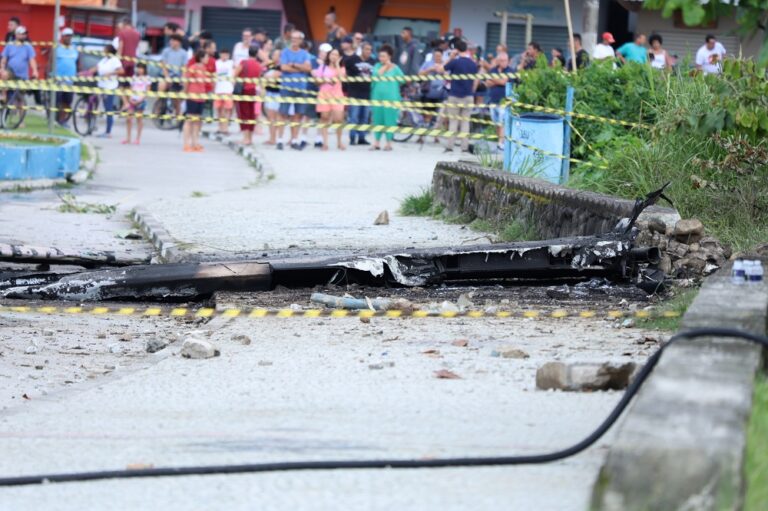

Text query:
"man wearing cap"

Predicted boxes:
[[1, 26, 38, 89], [593, 32, 616, 61], [52, 28, 79, 126]]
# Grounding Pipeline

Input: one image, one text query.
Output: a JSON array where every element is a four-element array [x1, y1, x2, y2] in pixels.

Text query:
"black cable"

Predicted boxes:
[[0, 327, 764, 487]]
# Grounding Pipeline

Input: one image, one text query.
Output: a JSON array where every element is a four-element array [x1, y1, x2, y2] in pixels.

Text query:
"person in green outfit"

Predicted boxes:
[[370, 44, 404, 151]]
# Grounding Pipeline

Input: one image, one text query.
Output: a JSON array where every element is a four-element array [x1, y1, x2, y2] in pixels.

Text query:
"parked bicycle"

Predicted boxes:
[[152, 96, 182, 130], [0, 89, 27, 129], [72, 92, 123, 136]]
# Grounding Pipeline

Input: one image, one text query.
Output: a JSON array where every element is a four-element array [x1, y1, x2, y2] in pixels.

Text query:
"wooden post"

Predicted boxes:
[[48, 0, 61, 134], [563, 0, 577, 73]]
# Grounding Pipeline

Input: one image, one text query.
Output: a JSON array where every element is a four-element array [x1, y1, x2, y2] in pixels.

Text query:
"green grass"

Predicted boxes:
[[745, 374, 768, 511], [10, 114, 91, 162], [469, 217, 539, 242], [400, 188, 437, 216], [638, 288, 698, 331], [190, 191, 207, 198]]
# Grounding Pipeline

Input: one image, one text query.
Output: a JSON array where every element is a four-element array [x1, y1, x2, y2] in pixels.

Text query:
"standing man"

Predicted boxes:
[[344, 40, 375, 145], [443, 39, 477, 153], [566, 34, 590, 70], [397, 27, 422, 77], [695, 35, 726, 75], [1, 26, 38, 89], [352, 32, 364, 55], [117, 18, 141, 77], [273, 23, 295, 50], [233, 28, 254, 66], [279, 30, 312, 150], [158, 34, 188, 115], [52, 27, 79, 126], [4, 17, 20, 43], [616, 33, 648, 65], [516, 41, 542, 72], [485, 51, 512, 151], [593, 32, 615, 61], [324, 12, 347, 50]]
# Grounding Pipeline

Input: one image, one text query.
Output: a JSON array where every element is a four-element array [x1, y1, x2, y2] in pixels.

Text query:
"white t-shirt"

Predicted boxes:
[[233, 42, 249, 65], [215, 59, 235, 94], [593, 43, 615, 60], [97, 56, 122, 90], [129, 75, 151, 102], [696, 42, 726, 75]]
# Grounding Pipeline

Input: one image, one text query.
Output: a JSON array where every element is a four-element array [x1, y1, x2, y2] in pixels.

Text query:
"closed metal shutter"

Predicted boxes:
[[201, 7, 282, 54], [485, 23, 569, 57]]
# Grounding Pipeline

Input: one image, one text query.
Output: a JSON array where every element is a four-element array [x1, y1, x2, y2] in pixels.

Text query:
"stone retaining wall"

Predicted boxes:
[[591, 260, 767, 510], [431, 161, 677, 239]]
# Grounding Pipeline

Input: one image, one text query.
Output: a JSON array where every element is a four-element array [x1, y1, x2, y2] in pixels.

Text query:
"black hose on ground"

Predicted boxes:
[[0, 327, 764, 487]]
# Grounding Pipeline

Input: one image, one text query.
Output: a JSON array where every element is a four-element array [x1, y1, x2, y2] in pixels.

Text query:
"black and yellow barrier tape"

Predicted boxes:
[[505, 99, 650, 129], [3, 103, 500, 134], [0, 304, 680, 321]]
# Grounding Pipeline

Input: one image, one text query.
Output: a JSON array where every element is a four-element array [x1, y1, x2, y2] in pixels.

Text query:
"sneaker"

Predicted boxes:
[[299, 141, 308, 150], [443, 147, 454, 153], [277, 142, 284, 150], [290, 142, 301, 150], [313, 141, 323, 149], [357, 139, 370, 146]]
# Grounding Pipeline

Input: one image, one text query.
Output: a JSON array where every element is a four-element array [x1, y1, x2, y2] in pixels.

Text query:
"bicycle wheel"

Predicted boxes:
[[152, 99, 179, 130], [1, 91, 26, 130], [72, 95, 95, 136], [393, 110, 416, 142]]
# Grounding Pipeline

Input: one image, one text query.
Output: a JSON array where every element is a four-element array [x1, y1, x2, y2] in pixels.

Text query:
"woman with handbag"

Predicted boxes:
[[233, 46, 263, 146]]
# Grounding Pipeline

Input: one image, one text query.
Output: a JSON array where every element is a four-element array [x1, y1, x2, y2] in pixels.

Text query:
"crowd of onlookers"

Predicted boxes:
[[0, 12, 730, 153]]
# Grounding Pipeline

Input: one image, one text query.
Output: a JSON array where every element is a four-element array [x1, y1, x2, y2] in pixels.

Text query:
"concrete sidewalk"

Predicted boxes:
[[137, 130, 479, 260]]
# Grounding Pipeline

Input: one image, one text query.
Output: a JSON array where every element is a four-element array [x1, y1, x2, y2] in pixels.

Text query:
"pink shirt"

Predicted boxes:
[[313, 64, 344, 96]]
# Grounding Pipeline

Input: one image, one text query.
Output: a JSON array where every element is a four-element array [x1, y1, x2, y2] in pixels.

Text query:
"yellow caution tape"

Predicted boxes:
[[0, 304, 679, 321], [505, 99, 650, 129]]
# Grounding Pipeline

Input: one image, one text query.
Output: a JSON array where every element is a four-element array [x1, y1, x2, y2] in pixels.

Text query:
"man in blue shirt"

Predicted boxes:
[[1, 25, 37, 103], [53, 28, 79, 126], [279, 30, 312, 150], [617, 33, 648, 65], [443, 39, 477, 153]]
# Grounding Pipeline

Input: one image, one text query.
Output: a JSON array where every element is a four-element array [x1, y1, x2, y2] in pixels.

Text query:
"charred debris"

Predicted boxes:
[[0, 188, 672, 302]]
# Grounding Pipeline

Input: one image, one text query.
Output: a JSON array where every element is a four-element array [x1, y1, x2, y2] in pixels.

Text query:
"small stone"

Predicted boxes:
[[108, 343, 124, 354], [42, 329, 55, 337], [388, 298, 416, 313], [359, 316, 371, 324], [451, 339, 469, 347], [621, 319, 635, 328], [434, 369, 462, 379], [289, 303, 302, 311], [674, 219, 704, 243], [180, 338, 220, 359], [491, 347, 529, 359], [34, 365, 44, 370], [118, 333, 133, 342], [97, 332, 107, 339], [145, 339, 168, 353], [25, 345, 38, 354], [659, 254, 672, 274], [258, 360, 273, 366], [104, 364, 117, 370], [231, 334, 252, 345], [373, 210, 390, 225], [647, 218, 666, 234], [368, 363, 384, 370], [440, 301, 459, 314], [536, 361, 637, 391]]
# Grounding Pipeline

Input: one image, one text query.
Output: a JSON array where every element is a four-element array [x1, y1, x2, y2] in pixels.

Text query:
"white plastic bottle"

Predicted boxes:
[[732, 259, 746, 284]]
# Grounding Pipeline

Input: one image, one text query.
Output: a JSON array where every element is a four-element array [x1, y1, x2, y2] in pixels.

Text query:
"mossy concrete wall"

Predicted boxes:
[[431, 162, 675, 239]]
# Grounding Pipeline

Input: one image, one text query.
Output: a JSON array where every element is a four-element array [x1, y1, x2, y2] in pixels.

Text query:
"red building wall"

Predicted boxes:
[[0, 0, 55, 77]]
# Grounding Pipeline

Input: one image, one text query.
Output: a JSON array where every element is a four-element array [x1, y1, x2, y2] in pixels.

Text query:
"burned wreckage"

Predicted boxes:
[[0, 189, 670, 302]]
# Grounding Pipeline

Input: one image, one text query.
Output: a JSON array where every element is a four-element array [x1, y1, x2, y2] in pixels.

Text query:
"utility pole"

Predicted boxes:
[[48, 0, 61, 134], [494, 11, 534, 49], [131, 0, 137, 27], [563, 0, 577, 73], [582, 0, 599, 56]]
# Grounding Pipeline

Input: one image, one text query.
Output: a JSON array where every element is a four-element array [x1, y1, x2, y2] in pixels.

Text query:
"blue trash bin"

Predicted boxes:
[[507, 113, 565, 184]]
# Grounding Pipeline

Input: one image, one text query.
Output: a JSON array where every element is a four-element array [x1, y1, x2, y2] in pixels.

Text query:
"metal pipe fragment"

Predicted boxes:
[[310, 293, 391, 311]]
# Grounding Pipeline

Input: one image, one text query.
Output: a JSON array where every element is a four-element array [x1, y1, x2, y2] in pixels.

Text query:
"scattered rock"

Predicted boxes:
[[536, 361, 637, 391], [42, 329, 54, 337], [673, 219, 704, 243], [145, 339, 168, 353], [97, 332, 107, 339], [491, 347, 529, 359], [24, 345, 38, 354], [289, 303, 302, 311], [621, 319, 635, 328], [434, 369, 462, 379], [456, 293, 474, 310], [451, 339, 469, 347], [388, 298, 416, 313], [231, 334, 252, 345], [647, 218, 666, 235], [118, 333, 133, 342], [422, 349, 441, 358], [373, 210, 390, 225], [440, 301, 459, 314], [359, 316, 371, 324], [180, 338, 220, 359], [368, 363, 384, 370], [108, 343, 124, 354], [258, 360, 273, 366]]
